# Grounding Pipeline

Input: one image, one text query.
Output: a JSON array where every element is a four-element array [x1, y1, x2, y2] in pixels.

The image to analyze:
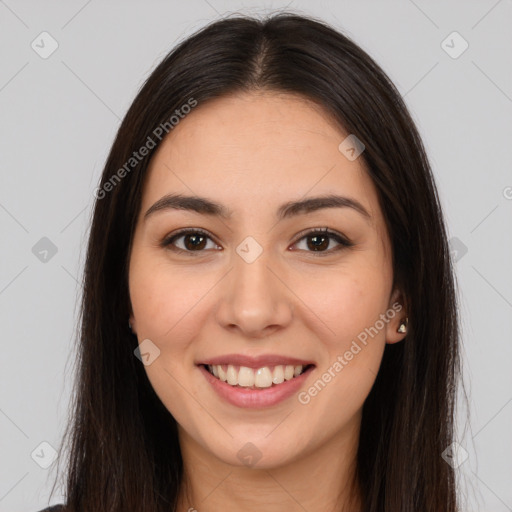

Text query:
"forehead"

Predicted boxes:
[[142, 91, 381, 223]]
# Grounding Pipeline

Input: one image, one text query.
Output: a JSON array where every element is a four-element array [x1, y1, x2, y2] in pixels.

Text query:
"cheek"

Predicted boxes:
[[300, 265, 391, 346], [129, 259, 210, 409], [130, 257, 210, 339], [295, 271, 389, 425], [129, 257, 223, 395]]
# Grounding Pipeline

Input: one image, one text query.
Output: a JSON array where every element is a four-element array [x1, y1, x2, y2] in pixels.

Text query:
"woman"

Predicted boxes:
[[41, 11, 462, 512]]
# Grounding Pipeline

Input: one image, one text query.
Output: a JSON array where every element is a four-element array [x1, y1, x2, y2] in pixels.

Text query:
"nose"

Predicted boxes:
[[214, 246, 293, 339]]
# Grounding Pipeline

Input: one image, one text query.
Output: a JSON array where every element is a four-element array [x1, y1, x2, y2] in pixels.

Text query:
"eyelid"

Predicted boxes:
[[291, 227, 353, 248], [161, 227, 220, 252], [161, 226, 354, 255]]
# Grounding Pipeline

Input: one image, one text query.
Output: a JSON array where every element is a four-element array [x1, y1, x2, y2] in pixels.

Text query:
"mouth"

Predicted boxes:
[[200, 363, 315, 389]]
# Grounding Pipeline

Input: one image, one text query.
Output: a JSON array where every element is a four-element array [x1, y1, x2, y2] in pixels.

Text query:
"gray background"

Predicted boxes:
[[0, 0, 511, 510]]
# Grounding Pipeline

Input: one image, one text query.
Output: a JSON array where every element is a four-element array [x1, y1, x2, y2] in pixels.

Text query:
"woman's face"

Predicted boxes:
[[129, 91, 406, 469]]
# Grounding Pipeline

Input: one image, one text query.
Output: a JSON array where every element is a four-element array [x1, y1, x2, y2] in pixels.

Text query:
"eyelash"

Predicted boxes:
[[161, 227, 354, 257]]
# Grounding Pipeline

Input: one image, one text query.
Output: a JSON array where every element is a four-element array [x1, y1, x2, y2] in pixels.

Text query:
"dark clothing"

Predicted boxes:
[[37, 506, 65, 512]]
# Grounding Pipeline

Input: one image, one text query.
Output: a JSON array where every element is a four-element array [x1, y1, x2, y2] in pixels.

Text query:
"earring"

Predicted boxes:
[[128, 320, 133, 331], [397, 317, 408, 333]]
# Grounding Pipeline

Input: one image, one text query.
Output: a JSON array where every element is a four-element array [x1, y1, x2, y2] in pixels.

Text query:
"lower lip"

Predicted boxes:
[[198, 364, 315, 409]]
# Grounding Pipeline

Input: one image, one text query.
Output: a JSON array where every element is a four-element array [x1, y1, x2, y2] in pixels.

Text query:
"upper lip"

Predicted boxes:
[[197, 354, 315, 369]]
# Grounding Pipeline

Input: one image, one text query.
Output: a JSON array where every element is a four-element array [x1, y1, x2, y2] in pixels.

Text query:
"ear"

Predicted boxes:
[[385, 287, 408, 344], [129, 312, 137, 335]]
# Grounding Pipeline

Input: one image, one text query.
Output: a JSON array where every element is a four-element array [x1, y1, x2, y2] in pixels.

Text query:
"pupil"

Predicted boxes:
[[185, 234, 206, 250], [308, 235, 328, 251], [183, 234, 329, 251]]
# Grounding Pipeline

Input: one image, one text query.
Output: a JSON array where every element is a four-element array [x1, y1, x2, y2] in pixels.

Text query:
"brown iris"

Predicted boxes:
[[307, 234, 329, 251], [183, 233, 208, 251]]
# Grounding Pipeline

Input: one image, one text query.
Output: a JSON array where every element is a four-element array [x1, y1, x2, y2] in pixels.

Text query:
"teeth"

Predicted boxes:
[[217, 365, 227, 382], [255, 367, 273, 388], [226, 365, 238, 385], [238, 366, 255, 387], [207, 364, 307, 388], [272, 365, 284, 384]]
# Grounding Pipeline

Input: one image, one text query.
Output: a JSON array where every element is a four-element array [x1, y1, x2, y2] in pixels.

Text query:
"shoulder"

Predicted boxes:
[[36, 506, 66, 512]]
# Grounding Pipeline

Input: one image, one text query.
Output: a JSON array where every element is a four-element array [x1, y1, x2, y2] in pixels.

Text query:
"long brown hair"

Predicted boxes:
[[50, 12, 462, 511]]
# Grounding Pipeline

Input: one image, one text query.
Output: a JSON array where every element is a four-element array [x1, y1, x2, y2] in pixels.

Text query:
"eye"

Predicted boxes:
[[291, 227, 354, 256], [161, 228, 220, 255], [161, 227, 353, 256]]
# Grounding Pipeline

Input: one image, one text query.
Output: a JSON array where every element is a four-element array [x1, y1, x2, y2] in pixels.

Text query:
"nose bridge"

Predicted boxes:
[[215, 236, 292, 336], [234, 242, 272, 298]]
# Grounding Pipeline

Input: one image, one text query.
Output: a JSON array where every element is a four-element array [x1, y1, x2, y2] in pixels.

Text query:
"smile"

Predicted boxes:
[[198, 362, 316, 408], [204, 363, 312, 389]]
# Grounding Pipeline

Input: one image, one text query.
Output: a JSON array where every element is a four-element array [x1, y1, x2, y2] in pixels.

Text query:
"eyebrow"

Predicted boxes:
[[144, 193, 371, 222]]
